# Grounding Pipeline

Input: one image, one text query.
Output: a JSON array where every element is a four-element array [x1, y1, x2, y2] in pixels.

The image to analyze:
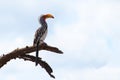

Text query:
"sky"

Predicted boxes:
[[0, 0, 120, 80]]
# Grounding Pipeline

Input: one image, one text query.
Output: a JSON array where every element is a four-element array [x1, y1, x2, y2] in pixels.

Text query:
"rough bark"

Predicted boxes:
[[0, 43, 63, 78]]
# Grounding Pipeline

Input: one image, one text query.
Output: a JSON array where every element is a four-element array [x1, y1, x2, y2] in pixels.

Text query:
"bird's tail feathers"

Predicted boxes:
[[35, 42, 39, 66]]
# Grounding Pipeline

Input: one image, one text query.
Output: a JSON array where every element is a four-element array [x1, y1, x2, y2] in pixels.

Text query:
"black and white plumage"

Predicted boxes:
[[33, 14, 54, 66]]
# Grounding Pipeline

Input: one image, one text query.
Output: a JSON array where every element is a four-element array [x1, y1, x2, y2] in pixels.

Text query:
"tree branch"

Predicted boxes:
[[0, 43, 63, 78], [18, 54, 55, 78]]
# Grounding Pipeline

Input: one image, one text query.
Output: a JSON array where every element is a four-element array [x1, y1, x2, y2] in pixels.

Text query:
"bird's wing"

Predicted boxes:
[[33, 27, 41, 45], [33, 26, 47, 46]]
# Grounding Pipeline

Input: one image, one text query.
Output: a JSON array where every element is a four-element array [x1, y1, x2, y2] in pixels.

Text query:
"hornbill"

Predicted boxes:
[[33, 14, 54, 66]]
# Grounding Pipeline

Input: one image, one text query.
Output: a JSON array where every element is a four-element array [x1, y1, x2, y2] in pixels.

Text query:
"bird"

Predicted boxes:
[[33, 14, 54, 66]]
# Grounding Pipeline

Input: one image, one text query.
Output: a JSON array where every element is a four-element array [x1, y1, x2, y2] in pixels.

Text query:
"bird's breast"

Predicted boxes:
[[40, 29, 48, 44]]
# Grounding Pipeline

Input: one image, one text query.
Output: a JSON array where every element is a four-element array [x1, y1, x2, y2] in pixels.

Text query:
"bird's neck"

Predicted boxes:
[[40, 18, 47, 27]]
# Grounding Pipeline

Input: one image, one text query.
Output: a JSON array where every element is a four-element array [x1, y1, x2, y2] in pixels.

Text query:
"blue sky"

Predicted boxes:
[[0, 0, 120, 80]]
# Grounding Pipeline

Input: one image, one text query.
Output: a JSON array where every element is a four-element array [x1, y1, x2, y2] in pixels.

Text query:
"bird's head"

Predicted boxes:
[[42, 14, 54, 19], [39, 14, 54, 24]]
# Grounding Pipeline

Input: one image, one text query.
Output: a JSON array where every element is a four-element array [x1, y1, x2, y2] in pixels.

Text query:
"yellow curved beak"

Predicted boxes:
[[45, 14, 54, 19]]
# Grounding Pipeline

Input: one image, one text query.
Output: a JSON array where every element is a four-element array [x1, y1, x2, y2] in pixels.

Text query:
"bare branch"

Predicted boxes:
[[0, 43, 63, 78], [18, 55, 55, 78]]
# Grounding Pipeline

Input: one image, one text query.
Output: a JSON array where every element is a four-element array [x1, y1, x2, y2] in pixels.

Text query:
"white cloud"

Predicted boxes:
[[14, 37, 26, 47], [5, 75, 17, 80], [55, 66, 120, 80], [44, 0, 120, 69]]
